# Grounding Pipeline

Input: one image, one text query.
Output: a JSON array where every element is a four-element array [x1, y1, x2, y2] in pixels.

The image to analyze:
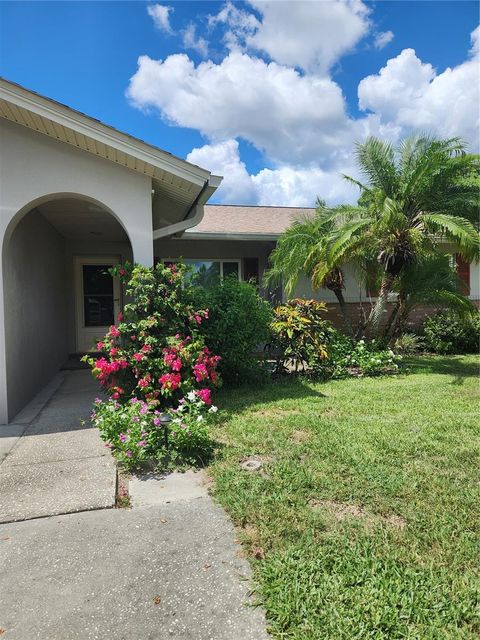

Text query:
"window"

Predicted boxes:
[[163, 259, 240, 288]]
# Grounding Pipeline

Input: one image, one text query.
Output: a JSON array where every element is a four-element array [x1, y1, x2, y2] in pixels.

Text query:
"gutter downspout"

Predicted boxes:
[[152, 174, 222, 240]]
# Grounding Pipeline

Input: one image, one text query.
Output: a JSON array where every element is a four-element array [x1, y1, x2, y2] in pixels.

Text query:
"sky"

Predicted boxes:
[[0, 1, 479, 206]]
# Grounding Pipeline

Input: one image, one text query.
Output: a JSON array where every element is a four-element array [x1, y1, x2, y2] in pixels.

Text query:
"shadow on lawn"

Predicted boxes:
[[215, 376, 326, 415], [405, 355, 479, 386]]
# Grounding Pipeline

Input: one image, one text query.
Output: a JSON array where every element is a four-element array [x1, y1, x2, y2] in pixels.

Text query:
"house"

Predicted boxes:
[[0, 78, 478, 423]]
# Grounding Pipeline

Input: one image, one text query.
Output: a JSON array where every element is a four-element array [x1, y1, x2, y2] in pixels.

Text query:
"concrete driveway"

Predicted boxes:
[[0, 371, 268, 639]]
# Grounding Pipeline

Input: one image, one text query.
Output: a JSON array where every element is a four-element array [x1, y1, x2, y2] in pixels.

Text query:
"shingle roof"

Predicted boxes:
[[185, 204, 315, 237]]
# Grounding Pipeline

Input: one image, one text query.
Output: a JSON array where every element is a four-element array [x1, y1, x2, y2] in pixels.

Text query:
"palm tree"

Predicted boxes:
[[315, 135, 479, 335], [265, 202, 356, 335], [383, 254, 475, 339]]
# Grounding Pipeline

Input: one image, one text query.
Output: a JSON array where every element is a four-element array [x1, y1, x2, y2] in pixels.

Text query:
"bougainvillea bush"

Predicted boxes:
[[84, 262, 221, 468]]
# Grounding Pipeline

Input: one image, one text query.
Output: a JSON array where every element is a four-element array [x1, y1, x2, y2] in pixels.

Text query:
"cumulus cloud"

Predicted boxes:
[[358, 27, 480, 148], [187, 139, 359, 206], [374, 30, 394, 49], [182, 23, 209, 57], [133, 12, 479, 207], [147, 4, 174, 34], [210, 0, 370, 73], [127, 51, 350, 165], [187, 139, 257, 203]]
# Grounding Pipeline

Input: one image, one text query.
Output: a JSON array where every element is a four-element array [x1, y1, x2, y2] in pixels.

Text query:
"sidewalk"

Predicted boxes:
[[0, 370, 116, 523], [0, 372, 269, 639]]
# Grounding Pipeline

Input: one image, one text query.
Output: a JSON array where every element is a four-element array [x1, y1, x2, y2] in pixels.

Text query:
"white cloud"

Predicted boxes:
[[127, 51, 350, 165], [358, 28, 480, 148], [187, 139, 257, 203], [182, 23, 209, 57], [374, 30, 394, 50], [210, 0, 370, 73], [208, 1, 260, 52], [147, 4, 174, 34], [187, 138, 359, 206]]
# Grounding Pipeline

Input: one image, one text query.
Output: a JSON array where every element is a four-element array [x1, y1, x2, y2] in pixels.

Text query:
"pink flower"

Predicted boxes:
[[109, 325, 121, 338], [96, 341, 105, 351], [196, 389, 212, 405], [133, 352, 144, 362], [204, 308, 209, 319], [194, 314, 202, 325], [193, 363, 208, 382], [138, 377, 149, 389], [153, 417, 161, 427], [119, 268, 126, 277], [131, 335, 137, 341], [137, 440, 146, 447], [117, 311, 123, 322], [110, 347, 119, 357], [141, 344, 152, 353], [119, 433, 127, 442], [125, 450, 132, 458], [159, 373, 182, 391]]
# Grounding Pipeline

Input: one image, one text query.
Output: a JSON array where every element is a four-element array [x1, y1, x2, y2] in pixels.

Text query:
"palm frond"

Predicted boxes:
[[421, 213, 480, 260]]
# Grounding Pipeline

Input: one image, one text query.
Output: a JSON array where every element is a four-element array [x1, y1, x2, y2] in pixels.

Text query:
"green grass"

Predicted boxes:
[[209, 355, 480, 639]]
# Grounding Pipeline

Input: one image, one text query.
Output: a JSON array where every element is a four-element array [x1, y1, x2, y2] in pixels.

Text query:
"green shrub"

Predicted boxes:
[[423, 311, 480, 354], [193, 276, 273, 385], [394, 333, 425, 355], [325, 332, 401, 378]]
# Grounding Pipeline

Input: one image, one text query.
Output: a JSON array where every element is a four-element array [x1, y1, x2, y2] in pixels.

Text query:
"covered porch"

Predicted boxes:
[[0, 78, 220, 423]]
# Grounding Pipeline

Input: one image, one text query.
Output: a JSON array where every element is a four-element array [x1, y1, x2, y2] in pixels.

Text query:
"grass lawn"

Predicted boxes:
[[209, 355, 480, 639]]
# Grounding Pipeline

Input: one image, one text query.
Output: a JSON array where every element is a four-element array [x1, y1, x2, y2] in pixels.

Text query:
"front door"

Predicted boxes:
[[75, 257, 121, 352]]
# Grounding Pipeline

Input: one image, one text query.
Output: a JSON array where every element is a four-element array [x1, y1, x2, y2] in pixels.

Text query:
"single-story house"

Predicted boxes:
[[0, 78, 478, 423]]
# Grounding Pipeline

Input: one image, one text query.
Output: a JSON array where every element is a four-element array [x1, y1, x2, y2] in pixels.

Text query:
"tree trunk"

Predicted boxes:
[[333, 288, 354, 337], [365, 273, 395, 337], [382, 300, 401, 341]]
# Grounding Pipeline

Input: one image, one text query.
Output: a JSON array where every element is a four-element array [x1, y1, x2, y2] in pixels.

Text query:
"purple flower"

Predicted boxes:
[[130, 397, 139, 404], [132, 416, 140, 423], [139, 404, 148, 415], [125, 450, 132, 458], [137, 440, 146, 447], [94, 397, 102, 404], [153, 417, 161, 427], [119, 433, 127, 442]]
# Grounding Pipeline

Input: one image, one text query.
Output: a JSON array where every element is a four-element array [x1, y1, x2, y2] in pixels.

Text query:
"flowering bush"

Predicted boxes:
[[84, 262, 222, 468], [325, 333, 401, 378], [92, 392, 218, 469]]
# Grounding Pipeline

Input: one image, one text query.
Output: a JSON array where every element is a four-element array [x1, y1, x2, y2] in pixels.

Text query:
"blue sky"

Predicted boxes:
[[1, 1, 478, 205]]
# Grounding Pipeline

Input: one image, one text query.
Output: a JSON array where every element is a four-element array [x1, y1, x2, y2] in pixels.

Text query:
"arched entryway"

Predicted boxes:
[[1, 194, 132, 420]]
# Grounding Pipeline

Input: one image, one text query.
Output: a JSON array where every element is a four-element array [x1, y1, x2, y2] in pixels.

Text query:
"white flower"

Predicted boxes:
[[196, 415, 204, 422], [358, 339, 365, 345], [209, 405, 218, 414], [176, 404, 186, 412], [172, 417, 182, 425], [187, 391, 197, 402]]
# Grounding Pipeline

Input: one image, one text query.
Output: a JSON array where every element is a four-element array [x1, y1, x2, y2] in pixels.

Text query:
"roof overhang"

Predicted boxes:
[[0, 78, 222, 228], [180, 231, 279, 242]]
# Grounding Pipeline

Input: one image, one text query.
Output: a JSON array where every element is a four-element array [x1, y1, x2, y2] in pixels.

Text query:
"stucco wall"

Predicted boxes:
[[3, 210, 68, 419], [0, 117, 153, 422]]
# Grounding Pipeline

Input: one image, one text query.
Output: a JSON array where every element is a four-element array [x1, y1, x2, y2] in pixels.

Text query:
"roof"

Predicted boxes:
[[0, 77, 222, 223], [183, 204, 315, 240]]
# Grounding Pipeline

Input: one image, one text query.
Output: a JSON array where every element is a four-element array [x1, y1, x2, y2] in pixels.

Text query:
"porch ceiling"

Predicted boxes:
[[0, 78, 219, 221], [37, 198, 129, 242]]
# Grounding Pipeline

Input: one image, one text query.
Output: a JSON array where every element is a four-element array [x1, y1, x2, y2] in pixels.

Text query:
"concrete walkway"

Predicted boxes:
[[0, 370, 116, 523], [0, 372, 269, 639]]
